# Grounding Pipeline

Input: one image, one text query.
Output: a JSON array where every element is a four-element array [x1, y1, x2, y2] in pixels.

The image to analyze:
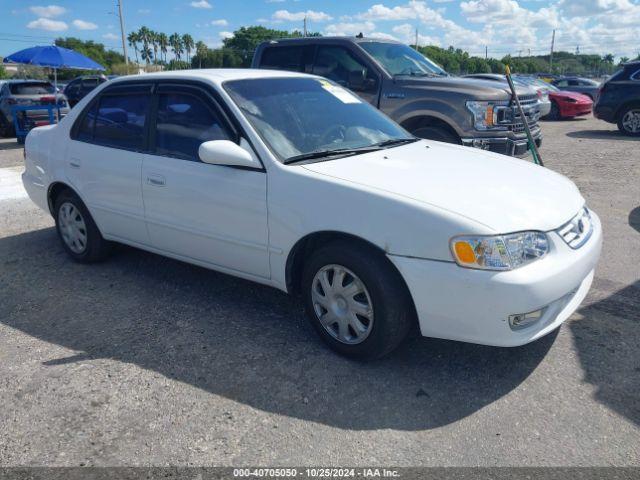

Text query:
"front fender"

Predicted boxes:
[[388, 98, 471, 137]]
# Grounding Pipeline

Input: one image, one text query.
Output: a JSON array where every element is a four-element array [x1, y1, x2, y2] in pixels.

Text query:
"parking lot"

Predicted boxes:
[[0, 115, 638, 466]]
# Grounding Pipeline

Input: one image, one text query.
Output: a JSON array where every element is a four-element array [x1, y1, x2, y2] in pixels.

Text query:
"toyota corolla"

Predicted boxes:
[[22, 69, 602, 359]]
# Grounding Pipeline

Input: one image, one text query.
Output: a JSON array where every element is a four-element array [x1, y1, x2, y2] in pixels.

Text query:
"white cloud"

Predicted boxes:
[[211, 19, 229, 26], [190, 0, 212, 9], [27, 17, 68, 31], [272, 9, 333, 22], [218, 31, 234, 39], [324, 21, 376, 36], [72, 19, 98, 30], [29, 5, 66, 18], [102, 33, 119, 40], [138, 9, 151, 14]]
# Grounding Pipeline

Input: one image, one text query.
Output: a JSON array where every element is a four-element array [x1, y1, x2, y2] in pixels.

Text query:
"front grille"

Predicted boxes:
[[556, 207, 593, 249], [509, 95, 540, 132]]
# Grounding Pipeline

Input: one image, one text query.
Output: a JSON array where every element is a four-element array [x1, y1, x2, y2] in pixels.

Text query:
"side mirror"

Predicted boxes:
[[198, 140, 259, 168]]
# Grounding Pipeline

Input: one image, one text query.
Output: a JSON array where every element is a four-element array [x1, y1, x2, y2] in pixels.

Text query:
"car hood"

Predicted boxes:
[[551, 91, 592, 102], [301, 140, 584, 233], [396, 76, 534, 100]]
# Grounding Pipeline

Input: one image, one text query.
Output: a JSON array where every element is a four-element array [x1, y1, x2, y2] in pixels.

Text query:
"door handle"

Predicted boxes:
[[147, 175, 166, 187], [69, 158, 81, 169]]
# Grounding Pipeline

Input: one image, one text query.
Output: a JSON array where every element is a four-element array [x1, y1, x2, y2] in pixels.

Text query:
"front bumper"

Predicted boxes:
[[560, 102, 592, 118], [388, 210, 602, 347], [461, 128, 543, 157]]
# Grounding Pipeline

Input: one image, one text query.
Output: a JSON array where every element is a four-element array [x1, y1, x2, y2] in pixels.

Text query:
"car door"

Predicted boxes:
[[141, 83, 269, 278], [312, 45, 381, 106], [65, 83, 152, 245]]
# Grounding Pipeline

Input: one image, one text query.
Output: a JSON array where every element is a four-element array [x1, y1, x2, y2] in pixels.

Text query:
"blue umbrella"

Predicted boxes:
[[3, 45, 106, 120]]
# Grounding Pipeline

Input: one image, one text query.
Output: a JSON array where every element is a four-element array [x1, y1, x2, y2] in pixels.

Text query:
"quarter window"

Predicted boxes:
[[153, 92, 231, 161], [93, 94, 150, 150]]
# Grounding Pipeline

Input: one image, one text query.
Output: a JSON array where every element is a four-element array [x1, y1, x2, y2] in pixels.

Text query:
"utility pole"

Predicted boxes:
[[485, 45, 488, 60], [117, 0, 128, 66], [414, 26, 419, 50], [303, 16, 307, 37], [549, 29, 556, 72]]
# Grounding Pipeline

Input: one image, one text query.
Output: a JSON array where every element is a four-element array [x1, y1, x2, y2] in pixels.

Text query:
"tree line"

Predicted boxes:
[[4, 25, 636, 80]]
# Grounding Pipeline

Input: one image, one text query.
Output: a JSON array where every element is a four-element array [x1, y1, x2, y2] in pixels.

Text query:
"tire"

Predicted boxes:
[[617, 105, 640, 137], [54, 190, 112, 263], [301, 240, 415, 360], [0, 113, 14, 138], [548, 101, 561, 120], [412, 125, 460, 144]]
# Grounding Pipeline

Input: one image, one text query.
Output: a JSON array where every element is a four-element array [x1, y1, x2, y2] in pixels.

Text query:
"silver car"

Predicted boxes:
[[463, 73, 552, 117], [0, 80, 70, 137]]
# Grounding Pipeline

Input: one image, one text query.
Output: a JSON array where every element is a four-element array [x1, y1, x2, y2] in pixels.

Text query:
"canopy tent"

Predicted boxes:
[[3, 45, 105, 120]]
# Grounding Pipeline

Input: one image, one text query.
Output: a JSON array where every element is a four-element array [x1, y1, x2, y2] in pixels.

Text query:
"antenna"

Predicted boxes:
[[549, 29, 556, 71]]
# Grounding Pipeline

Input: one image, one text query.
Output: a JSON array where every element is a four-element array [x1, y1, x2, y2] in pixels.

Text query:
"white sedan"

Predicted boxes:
[[22, 69, 602, 359]]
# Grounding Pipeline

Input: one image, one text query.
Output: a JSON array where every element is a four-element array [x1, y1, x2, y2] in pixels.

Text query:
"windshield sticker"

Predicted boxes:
[[318, 80, 361, 104]]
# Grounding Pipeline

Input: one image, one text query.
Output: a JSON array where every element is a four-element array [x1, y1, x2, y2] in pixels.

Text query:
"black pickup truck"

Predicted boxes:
[[252, 36, 542, 157]]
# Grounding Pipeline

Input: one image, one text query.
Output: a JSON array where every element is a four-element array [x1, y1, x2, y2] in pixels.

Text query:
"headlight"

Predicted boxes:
[[450, 232, 549, 270], [466, 100, 511, 131]]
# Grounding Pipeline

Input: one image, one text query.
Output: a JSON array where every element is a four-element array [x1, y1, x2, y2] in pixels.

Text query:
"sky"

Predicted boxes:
[[2, 0, 639, 60]]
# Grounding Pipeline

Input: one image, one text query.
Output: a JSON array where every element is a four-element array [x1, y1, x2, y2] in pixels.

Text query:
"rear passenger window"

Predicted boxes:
[[153, 92, 231, 161], [260, 46, 315, 73], [75, 102, 97, 142], [94, 94, 150, 150]]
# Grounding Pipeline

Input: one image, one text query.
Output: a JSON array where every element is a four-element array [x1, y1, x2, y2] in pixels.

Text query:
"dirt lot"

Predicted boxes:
[[0, 116, 638, 466]]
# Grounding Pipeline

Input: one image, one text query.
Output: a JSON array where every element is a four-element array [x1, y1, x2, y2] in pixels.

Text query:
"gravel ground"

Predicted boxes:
[[0, 116, 638, 467]]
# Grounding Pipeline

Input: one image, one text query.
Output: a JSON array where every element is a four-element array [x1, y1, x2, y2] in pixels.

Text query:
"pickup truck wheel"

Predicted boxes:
[[301, 241, 414, 360], [54, 191, 112, 263], [617, 106, 640, 136], [411, 125, 460, 144]]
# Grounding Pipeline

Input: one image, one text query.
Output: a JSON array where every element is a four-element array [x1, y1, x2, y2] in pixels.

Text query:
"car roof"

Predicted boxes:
[[260, 36, 402, 46], [5, 79, 52, 84], [107, 68, 314, 86]]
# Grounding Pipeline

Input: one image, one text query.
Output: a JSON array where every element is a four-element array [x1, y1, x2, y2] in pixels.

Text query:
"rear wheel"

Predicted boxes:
[[0, 113, 14, 138], [54, 190, 112, 262], [617, 106, 640, 136], [301, 241, 415, 360], [412, 125, 460, 144]]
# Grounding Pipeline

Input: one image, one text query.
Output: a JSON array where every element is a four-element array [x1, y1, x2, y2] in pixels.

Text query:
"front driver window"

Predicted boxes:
[[154, 92, 231, 161], [313, 46, 377, 92]]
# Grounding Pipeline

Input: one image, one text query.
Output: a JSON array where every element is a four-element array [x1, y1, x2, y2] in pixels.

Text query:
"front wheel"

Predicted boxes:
[[301, 241, 415, 360], [412, 125, 460, 144], [54, 190, 112, 262], [617, 106, 640, 136]]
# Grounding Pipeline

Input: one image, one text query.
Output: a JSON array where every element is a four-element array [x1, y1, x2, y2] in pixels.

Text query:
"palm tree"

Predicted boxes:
[[182, 34, 194, 64], [195, 40, 207, 68], [127, 31, 139, 64], [169, 33, 183, 63], [140, 46, 153, 65], [150, 30, 159, 65], [138, 26, 152, 65], [158, 33, 169, 64]]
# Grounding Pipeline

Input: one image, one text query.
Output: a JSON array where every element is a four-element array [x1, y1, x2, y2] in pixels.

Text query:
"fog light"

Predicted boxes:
[[508, 308, 545, 330]]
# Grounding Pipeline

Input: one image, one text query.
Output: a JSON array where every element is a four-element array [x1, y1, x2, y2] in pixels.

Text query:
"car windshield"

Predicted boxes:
[[9, 82, 55, 95], [224, 77, 414, 163], [359, 42, 447, 77]]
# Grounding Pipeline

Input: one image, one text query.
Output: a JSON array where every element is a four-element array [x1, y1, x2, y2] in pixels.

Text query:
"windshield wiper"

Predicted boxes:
[[372, 137, 419, 148], [284, 146, 384, 165]]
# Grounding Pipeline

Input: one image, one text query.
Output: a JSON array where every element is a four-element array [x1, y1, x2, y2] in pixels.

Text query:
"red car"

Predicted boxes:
[[546, 86, 593, 120]]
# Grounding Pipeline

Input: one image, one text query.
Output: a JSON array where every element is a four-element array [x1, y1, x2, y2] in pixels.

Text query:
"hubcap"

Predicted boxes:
[[311, 264, 374, 345], [58, 202, 88, 254], [622, 110, 640, 133]]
